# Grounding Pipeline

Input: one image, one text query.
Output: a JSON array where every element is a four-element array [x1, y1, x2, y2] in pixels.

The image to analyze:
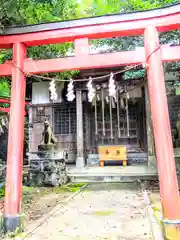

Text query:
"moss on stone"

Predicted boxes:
[[92, 209, 115, 217], [55, 183, 86, 193]]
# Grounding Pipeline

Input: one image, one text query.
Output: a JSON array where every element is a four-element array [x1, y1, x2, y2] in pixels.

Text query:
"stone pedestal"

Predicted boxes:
[[28, 143, 68, 186], [76, 157, 85, 169], [38, 143, 58, 153]]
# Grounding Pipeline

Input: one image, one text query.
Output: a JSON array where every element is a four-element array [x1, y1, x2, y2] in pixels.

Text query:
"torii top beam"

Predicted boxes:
[[0, 3, 179, 48], [0, 3, 179, 77]]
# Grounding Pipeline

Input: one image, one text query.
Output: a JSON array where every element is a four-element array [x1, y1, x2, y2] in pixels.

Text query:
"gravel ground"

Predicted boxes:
[[24, 183, 152, 240], [0, 187, 71, 224]]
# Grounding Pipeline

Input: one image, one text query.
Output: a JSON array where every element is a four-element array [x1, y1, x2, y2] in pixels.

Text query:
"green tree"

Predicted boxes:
[[22, 0, 180, 78], [0, 0, 23, 27], [0, 79, 10, 98], [0, 0, 179, 92]]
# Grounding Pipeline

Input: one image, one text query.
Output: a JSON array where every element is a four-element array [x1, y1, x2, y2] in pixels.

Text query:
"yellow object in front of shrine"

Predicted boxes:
[[98, 145, 127, 167]]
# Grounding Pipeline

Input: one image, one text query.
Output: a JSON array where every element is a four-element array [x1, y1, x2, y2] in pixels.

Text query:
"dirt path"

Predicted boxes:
[[0, 186, 71, 224], [24, 183, 152, 240]]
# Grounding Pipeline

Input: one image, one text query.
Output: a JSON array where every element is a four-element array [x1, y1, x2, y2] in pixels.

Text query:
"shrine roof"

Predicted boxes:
[[1, 3, 180, 36]]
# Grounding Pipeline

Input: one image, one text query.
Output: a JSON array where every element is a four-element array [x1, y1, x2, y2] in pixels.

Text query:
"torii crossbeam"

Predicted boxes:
[[1, 3, 180, 238]]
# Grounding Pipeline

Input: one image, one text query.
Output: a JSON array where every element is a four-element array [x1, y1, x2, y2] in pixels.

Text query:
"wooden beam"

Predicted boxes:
[[144, 82, 155, 158], [76, 90, 85, 168], [161, 44, 180, 62], [0, 10, 179, 48], [25, 49, 144, 74], [0, 45, 179, 77], [0, 61, 12, 76]]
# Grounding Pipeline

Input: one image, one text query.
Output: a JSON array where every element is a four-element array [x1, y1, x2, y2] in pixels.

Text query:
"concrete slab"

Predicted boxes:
[[67, 165, 158, 183], [67, 165, 157, 177]]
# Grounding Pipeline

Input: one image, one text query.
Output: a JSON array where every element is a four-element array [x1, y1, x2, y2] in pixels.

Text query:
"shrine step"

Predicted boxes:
[[69, 175, 158, 183], [67, 165, 158, 183]]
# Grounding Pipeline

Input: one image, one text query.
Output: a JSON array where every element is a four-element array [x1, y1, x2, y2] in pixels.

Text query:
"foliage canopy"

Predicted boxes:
[[0, 0, 179, 95]]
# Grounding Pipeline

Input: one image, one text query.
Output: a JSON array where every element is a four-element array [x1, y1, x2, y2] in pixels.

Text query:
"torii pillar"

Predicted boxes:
[[4, 42, 26, 232], [144, 26, 180, 238]]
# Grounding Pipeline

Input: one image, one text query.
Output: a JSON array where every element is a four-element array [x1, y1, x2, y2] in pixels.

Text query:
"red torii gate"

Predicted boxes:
[[1, 3, 180, 237], [0, 98, 28, 114]]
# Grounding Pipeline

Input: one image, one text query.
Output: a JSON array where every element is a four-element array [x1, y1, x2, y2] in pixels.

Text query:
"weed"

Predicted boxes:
[[92, 209, 115, 216], [54, 183, 86, 193]]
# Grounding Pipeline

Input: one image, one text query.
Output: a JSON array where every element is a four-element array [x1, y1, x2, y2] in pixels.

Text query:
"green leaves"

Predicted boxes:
[[0, 79, 10, 98], [0, 0, 179, 85], [124, 69, 146, 80], [0, 0, 24, 27]]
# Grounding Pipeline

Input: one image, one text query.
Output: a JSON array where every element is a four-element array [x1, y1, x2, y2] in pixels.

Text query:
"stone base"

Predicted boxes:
[[148, 150, 180, 166], [70, 175, 158, 183], [38, 144, 58, 152], [3, 215, 21, 233], [28, 157, 68, 187], [148, 155, 157, 167], [163, 221, 180, 240], [68, 164, 158, 182], [76, 157, 85, 169]]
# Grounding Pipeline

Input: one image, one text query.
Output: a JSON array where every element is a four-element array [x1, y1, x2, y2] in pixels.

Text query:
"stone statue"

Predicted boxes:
[[41, 117, 57, 145], [27, 117, 67, 187], [174, 113, 180, 148]]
